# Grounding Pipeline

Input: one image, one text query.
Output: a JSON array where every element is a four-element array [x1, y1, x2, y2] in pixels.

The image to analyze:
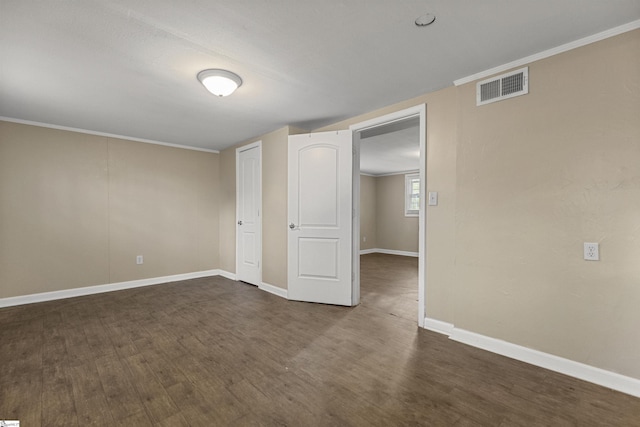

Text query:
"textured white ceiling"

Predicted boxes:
[[360, 119, 420, 176], [1, 1, 639, 151]]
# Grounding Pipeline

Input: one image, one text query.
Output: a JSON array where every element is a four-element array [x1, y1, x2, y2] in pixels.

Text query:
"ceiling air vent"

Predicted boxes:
[[476, 67, 528, 106]]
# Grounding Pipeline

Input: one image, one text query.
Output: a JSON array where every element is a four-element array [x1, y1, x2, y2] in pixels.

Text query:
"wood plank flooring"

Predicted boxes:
[[1, 254, 639, 426], [360, 253, 418, 322]]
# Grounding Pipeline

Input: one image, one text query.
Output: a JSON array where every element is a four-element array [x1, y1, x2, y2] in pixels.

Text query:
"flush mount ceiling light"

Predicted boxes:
[[197, 69, 243, 97], [415, 13, 436, 26]]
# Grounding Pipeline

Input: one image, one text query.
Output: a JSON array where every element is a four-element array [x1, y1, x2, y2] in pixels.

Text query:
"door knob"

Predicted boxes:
[[238, 220, 243, 225], [289, 223, 296, 229]]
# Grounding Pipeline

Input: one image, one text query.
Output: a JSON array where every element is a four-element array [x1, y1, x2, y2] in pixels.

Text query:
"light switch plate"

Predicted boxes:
[[428, 191, 438, 206]]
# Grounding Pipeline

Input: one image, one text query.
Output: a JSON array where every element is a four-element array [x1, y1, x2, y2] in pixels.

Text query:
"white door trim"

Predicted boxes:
[[351, 132, 361, 306], [236, 140, 262, 285], [349, 104, 427, 327]]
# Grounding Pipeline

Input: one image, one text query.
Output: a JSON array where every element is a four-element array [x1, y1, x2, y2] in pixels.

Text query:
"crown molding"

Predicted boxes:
[[454, 19, 640, 86], [0, 117, 219, 153]]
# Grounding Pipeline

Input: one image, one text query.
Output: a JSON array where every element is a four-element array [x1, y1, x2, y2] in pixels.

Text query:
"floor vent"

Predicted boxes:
[[477, 67, 528, 106]]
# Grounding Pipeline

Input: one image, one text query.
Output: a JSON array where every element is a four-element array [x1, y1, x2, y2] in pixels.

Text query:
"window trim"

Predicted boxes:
[[405, 173, 420, 217]]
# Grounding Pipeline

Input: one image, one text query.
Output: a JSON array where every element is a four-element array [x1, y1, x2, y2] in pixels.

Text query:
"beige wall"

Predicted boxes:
[[218, 144, 236, 274], [375, 174, 419, 253], [0, 121, 219, 299], [359, 175, 377, 250], [260, 128, 289, 288], [360, 173, 420, 253], [453, 30, 640, 378], [316, 30, 639, 379]]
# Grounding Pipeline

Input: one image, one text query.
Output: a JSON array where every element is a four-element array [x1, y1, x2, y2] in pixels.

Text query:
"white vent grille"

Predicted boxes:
[[476, 67, 528, 106]]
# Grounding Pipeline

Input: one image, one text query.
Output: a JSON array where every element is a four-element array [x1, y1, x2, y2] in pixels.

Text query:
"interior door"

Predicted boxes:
[[288, 130, 353, 306], [237, 143, 261, 286]]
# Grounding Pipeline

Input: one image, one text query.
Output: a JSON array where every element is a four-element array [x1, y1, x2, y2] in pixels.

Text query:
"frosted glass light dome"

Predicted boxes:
[[197, 69, 243, 97]]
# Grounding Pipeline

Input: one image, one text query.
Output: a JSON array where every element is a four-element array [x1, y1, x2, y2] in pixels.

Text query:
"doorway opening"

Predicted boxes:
[[350, 105, 426, 326], [358, 118, 420, 321]]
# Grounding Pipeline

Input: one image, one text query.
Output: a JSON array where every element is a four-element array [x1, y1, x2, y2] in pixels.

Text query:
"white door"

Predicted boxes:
[[288, 131, 353, 306], [237, 142, 261, 286]]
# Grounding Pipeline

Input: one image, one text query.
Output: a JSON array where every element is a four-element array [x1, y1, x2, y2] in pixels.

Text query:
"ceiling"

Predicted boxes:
[[360, 117, 419, 176], [1, 1, 639, 152]]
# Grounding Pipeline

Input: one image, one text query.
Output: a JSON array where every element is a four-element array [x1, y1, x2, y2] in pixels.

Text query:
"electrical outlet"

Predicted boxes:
[[136, 255, 144, 265], [362, 236, 367, 242], [583, 243, 599, 261]]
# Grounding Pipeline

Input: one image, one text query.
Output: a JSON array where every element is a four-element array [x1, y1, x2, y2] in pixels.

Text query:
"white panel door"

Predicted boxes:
[[237, 143, 261, 286], [288, 130, 353, 306]]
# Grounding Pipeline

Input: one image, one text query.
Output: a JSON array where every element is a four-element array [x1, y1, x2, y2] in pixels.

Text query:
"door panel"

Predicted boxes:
[[299, 145, 339, 226], [298, 238, 339, 279], [288, 131, 353, 306], [237, 144, 261, 286]]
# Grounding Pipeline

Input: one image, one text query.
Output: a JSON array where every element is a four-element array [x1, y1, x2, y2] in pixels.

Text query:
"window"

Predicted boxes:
[[405, 173, 420, 217]]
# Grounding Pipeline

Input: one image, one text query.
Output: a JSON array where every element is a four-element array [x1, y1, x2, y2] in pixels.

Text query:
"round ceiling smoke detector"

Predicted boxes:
[[415, 13, 436, 27]]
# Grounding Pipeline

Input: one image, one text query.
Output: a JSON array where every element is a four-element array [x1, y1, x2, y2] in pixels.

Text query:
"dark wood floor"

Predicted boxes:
[[360, 253, 418, 322], [1, 255, 639, 426]]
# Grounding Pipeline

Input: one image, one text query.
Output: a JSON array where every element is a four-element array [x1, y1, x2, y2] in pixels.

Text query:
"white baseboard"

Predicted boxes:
[[424, 317, 640, 398], [259, 282, 288, 299], [360, 248, 419, 257], [423, 317, 454, 335], [0, 268, 286, 309], [218, 271, 287, 299], [0, 269, 220, 308], [360, 248, 377, 255], [218, 270, 237, 281]]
